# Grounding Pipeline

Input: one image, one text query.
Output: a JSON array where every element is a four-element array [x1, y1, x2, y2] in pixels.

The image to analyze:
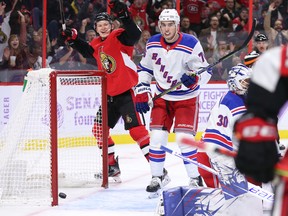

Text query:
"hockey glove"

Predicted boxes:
[[180, 72, 199, 89], [61, 28, 78, 44], [233, 112, 279, 183], [109, 0, 130, 19], [135, 83, 152, 114]]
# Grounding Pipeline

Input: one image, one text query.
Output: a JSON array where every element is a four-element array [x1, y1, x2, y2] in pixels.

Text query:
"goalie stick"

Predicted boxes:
[[181, 137, 286, 158], [160, 145, 274, 203], [181, 138, 237, 158], [152, 19, 257, 101]]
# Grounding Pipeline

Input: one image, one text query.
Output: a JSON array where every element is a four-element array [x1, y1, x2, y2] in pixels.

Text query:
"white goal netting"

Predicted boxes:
[[0, 69, 107, 206]]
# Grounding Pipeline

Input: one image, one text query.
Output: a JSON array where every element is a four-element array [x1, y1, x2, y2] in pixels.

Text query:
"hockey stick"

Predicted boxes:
[[160, 145, 274, 203], [58, 0, 66, 30], [152, 19, 256, 101]]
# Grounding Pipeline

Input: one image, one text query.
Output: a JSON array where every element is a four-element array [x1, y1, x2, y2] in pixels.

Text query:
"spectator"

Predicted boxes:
[[0, 0, 18, 64], [263, 0, 288, 29], [61, 1, 77, 29], [2, 34, 30, 69], [219, 0, 238, 28], [85, 29, 97, 42], [264, 2, 288, 47], [199, 14, 232, 60], [77, 1, 104, 31], [236, 0, 249, 8], [71, 0, 87, 15], [180, 16, 193, 34], [207, 0, 225, 15], [165, 0, 174, 9], [181, 0, 206, 36], [232, 7, 249, 39], [28, 28, 54, 69], [149, 0, 169, 34], [133, 29, 151, 65], [1, 34, 30, 82], [255, 7, 268, 31], [253, 0, 265, 21], [129, 0, 150, 32], [16, 9, 34, 48], [85, 29, 98, 69], [79, 18, 91, 40], [50, 45, 87, 70], [209, 37, 235, 80]]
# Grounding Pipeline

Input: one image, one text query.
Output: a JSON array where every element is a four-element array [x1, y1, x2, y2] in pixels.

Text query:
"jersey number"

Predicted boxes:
[[217, 115, 228, 127]]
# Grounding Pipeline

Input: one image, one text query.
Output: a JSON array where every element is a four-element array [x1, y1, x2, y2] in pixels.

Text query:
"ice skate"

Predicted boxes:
[[189, 175, 203, 187], [147, 168, 170, 199], [94, 156, 122, 183], [108, 156, 121, 182]]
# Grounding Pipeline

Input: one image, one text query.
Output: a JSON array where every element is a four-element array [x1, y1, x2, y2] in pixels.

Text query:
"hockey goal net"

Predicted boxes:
[[0, 69, 108, 206]]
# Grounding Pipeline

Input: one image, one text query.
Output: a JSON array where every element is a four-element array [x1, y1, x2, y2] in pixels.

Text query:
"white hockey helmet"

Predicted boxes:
[[227, 63, 252, 95], [158, 9, 180, 26]]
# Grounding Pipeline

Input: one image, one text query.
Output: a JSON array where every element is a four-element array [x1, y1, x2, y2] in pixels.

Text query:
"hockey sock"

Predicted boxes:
[[108, 136, 116, 165], [129, 126, 150, 161]]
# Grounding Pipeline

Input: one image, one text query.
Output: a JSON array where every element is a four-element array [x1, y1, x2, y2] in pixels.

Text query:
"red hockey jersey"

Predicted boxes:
[[90, 29, 138, 96]]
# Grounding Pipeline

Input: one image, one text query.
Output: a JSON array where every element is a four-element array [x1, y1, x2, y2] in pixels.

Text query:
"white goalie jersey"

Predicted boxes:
[[137, 33, 211, 101], [202, 91, 247, 151]]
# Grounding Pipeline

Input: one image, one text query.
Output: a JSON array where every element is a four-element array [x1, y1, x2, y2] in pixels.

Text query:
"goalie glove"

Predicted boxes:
[[233, 112, 279, 183], [108, 0, 130, 20], [61, 28, 78, 44], [135, 83, 152, 114], [180, 71, 199, 90]]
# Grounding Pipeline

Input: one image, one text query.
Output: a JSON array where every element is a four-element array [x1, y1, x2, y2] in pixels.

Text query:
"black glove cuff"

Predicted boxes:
[[242, 110, 277, 125]]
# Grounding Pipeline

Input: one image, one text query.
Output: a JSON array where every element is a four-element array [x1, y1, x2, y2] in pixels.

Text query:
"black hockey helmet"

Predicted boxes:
[[95, 12, 113, 24], [255, 33, 268, 42]]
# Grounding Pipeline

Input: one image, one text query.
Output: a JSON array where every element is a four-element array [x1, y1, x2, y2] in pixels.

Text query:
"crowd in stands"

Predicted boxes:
[[0, 0, 287, 82]]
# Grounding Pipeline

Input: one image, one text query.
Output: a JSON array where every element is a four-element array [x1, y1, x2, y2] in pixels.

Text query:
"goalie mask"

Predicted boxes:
[[227, 64, 252, 95]]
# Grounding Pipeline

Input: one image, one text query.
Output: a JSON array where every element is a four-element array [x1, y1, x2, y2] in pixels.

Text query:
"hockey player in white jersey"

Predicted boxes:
[[202, 63, 264, 215], [135, 9, 212, 196]]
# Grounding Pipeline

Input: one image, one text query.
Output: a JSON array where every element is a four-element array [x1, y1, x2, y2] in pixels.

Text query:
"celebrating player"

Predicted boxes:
[[60, 0, 150, 179], [135, 9, 212, 196], [234, 45, 288, 216]]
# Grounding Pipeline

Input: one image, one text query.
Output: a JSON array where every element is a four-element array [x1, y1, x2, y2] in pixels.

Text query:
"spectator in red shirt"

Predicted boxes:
[[181, 0, 206, 36], [232, 7, 249, 39], [129, 0, 150, 32]]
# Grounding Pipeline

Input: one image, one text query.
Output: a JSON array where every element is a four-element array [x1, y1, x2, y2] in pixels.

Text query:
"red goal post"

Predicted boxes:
[[50, 70, 108, 205], [0, 69, 108, 206]]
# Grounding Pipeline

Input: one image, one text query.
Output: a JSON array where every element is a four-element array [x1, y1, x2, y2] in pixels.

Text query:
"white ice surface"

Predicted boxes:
[[1, 141, 287, 216], [0, 143, 189, 216]]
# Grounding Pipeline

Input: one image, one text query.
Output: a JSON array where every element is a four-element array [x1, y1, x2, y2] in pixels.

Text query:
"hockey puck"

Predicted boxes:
[[59, 192, 67, 199]]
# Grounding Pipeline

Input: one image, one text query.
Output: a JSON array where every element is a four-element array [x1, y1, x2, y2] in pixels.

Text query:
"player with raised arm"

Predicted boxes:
[[202, 63, 264, 215], [135, 9, 212, 197], [234, 45, 288, 216], [60, 0, 151, 180]]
